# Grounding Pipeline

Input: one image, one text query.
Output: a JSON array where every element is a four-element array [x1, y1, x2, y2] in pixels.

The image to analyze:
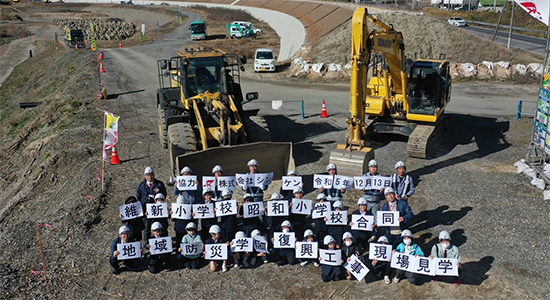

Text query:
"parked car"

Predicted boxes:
[[231, 21, 262, 35], [447, 17, 467, 27], [254, 48, 276, 72]]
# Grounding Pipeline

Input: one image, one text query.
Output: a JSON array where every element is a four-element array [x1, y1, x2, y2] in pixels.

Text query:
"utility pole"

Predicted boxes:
[[507, 1, 515, 49]]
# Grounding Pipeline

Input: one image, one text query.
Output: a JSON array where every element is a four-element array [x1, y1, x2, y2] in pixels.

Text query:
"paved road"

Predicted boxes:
[[464, 25, 547, 58]]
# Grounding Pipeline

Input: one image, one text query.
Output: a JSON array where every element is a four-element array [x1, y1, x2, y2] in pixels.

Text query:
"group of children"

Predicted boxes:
[[110, 160, 461, 285]]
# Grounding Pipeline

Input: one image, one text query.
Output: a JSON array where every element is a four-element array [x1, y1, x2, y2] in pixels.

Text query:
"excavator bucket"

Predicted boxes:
[[175, 142, 294, 179], [329, 144, 374, 177]]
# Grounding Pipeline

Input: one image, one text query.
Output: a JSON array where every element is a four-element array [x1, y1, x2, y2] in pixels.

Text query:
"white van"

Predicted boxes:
[[254, 48, 276, 72], [231, 21, 262, 35]]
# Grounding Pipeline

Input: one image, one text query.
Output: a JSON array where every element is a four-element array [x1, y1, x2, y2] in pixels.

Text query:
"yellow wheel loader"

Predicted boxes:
[[157, 48, 294, 177], [330, 7, 451, 176]]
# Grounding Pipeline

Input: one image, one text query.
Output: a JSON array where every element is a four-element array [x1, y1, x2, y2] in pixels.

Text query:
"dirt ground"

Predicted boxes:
[[0, 2, 549, 300]]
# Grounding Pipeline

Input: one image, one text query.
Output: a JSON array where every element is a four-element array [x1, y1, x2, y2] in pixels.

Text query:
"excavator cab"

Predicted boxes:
[[407, 60, 451, 122]]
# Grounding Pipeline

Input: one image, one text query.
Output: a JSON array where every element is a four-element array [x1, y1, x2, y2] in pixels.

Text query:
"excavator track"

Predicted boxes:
[[407, 115, 450, 158]]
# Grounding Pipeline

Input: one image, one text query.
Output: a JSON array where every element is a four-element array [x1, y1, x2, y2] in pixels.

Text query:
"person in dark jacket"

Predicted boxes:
[[136, 166, 166, 242], [119, 196, 145, 242], [319, 235, 344, 282], [380, 187, 414, 247], [313, 193, 329, 243], [341, 232, 362, 280], [110, 225, 141, 275], [349, 197, 375, 251], [218, 188, 238, 242]]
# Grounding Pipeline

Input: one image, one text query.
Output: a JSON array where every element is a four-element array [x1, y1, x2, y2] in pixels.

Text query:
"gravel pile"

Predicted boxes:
[[51, 18, 135, 40]]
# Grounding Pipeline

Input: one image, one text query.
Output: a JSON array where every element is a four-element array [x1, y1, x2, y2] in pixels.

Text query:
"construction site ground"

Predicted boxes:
[[0, 2, 548, 299]]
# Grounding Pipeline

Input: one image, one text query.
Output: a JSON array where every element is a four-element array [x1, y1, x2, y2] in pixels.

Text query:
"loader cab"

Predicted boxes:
[[408, 60, 450, 117], [183, 56, 226, 97]]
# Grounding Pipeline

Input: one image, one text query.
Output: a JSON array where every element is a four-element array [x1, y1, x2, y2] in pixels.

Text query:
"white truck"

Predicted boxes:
[[231, 21, 262, 35]]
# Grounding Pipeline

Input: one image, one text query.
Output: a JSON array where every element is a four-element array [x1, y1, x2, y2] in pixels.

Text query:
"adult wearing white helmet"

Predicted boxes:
[[321, 234, 342, 282], [211, 165, 224, 200], [393, 229, 424, 284], [391, 160, 415, 201], [110, 225, 139, 275], [147, 221, 170, 274], [272, 220, 297, 266], [349, 197, 375, 249], [361, 159, 384, 241], [205, 224, 228, 272], [197, 187, 218, 240], [430, 230, 462, 285], [326, 201, 347, 245], [321, 163, 346, 202], [243, 158, 268, 202], [290, 186, 307, 240], [380, 187, 413, 246], [179, 222, 202, 270], [136, 166, 166, 241], [173, 166, 200, 219], [218, 187, 237, 242]]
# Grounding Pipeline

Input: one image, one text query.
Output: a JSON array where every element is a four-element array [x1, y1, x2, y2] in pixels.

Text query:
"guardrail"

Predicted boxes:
[[467, 20, 547, 35]]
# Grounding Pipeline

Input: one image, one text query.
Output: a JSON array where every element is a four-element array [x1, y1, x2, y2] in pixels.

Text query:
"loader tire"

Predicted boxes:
[[158, 104, 168, 149], [245, 116, 271, 142], [168, 123, 196, 176]]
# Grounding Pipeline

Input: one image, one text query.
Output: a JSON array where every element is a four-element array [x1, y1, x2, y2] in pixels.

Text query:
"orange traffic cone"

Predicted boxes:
[[321, 100, 328, 118], [75, 44, 78, 50], [119, 42, 122, 48], [99, 51, 104, 60], [100, 62, 105, 73], [111, 146, 121, 165]]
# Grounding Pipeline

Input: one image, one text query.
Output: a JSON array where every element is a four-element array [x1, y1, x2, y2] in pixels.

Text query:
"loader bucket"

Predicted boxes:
[[329, 144, 374, 177], [175, 142, 294, 179]]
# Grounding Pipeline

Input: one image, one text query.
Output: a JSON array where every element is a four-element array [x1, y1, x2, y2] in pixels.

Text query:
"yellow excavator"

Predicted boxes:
[[330, 7, 451, 176], [157, 47, 294, 177]]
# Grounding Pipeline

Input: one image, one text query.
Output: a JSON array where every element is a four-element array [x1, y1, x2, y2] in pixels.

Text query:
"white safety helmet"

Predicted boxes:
[[144, 166, 154, 175], [368, 159, 378, 167], [384, 187, 396, 195], [326, 163, 337, 171], [119, 225, 131, 234], [247, 159, 259, 167], [154, 193, 165, 200], [323, 235, 336, 245], [270, 193, 282, 200], [185, 222, 197, 230], [235, 231, 246, 239], [304, 229, 315, 238], [342, 232, 354, 241], [212, 165, 224, 174], [316, 193, 327, 201], [202, 187, 214, 196], [287, 169, 297, 176], [209, 225, 221, 235], [151, 222, 163, 231], [357, 197, 368, 205], [333, 201, 343, 209], [176, 195, 185, 204], [293, 186, 303, 194], [221, 188, 232, 197], [180, 166, 192, 175], [281, 220, 292, 229], [401, 229, 413, 238], [251, 229, 261, 237], [377, 236, 389, 244], [439, 230, 451, 241], [243, 193, 254, 200], [395, 161, 406, 169]]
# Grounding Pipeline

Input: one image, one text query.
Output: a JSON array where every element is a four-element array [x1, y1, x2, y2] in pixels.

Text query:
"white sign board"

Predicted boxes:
[[295, 241, 318, 259], [273, 232, 296, 248], [412, 256, 436, 276], [350, 214, 374, 231], [253, 235, 269, 253], [146, 203, 169, 219], [149, 236, 173, 255], [434, 258, 459, 276], [175, 175, 198, 191], [193, 203, 215, 219], [319, 249, 342, 266], [267, 200, 289, 217], [254, 172, 273, 187], [344, 254, 369, 281], [313, 174, 333, 189], [291, 199, 312, 216], [231, 237, 254, 252], [203, 176, 237, 191], [171, 203, 192, 220], [202, 176, 216, 189], [243, 202, 264, 218], [180, 241, 203, 256], [368, 243, 392, 262], [333, 175, 353, 190], [116, 242, 142, 260], [119, 202, 143, 220], [376, 211, 400, 227], [235, 173, 254, 188], [281, 176, 302, 191], [354, 175, 392, 190], [326, 211, 348, 225], [311, 202, 331, 219], [205, 243, 228, 260], [215, 200, 238, 217]]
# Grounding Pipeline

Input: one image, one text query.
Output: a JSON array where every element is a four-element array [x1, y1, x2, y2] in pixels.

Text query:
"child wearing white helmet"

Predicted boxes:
[[197, 187, 218, 240], [325, 201, 348, 246], [231, 231, 252, 268], [349, 197, 376, 250], [136, 166, 166, 241], [279, 169, 302, 200], [392, 229, 424, 284], [119, 196, 145, 242], [147, 222, 170, 274], [145, 193, 170, 237], [320, 235, 344, 282], [272, 220, 298, 266], [173, 195, 191, 248], [211, 165, 224, 200], [299, 229, 320, 267], [320, 163, 346, 202], [267, 192, 288, 241], [218, 188, 238, 242], [365, 236, 392, 284], [239, 193, 266, 238], [341, 232, 362, 280], [249, 229, 269, 265], [289, 186, 308, 240], [110, 225, 141, 275], [380, 187, 414, 246], [313, 193, 329, 243], [429, 230, 462, 285], [204, 225, 229, 272], [391, 161, 415, 201], [179, 222, 203, 269]]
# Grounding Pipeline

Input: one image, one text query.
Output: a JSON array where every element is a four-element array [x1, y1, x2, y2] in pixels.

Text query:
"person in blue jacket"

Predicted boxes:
[[380, 187, 413, 247], [392, 229, 424, 285], [136, 166, 166, 242], [320, 163, 346, 202], [110, 225, 141, 275]]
